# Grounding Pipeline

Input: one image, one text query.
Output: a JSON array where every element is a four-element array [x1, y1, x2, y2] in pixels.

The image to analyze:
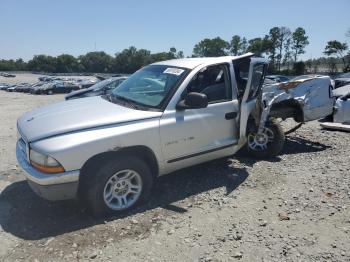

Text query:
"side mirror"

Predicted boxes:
[[176, 92, 208, 110]]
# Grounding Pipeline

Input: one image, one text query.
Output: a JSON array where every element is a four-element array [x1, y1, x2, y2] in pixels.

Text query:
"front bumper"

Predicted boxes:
[[16, 141, 80, 201]]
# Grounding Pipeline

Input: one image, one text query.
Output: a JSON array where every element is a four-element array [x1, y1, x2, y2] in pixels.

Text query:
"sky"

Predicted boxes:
[[1, 0, 349, 61]]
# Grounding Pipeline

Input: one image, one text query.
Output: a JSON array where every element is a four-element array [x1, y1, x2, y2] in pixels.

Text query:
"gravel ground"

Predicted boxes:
[[0, 91, 349, 262]]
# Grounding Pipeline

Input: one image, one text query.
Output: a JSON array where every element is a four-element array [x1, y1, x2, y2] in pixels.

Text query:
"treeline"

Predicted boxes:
[[0, 47, 184, 74], [192, 27, 350, 74], [1, 26, 349, 74], [193, 26, 310, 73], [304, 56, 349, 75]]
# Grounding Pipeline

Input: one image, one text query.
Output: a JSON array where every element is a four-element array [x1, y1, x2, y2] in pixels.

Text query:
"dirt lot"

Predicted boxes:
[[0, 91, 349, 262]]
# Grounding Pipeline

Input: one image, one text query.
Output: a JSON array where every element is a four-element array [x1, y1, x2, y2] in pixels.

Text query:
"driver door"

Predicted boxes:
[[236, 58, 268, 141], [159, 64, 240, 169]]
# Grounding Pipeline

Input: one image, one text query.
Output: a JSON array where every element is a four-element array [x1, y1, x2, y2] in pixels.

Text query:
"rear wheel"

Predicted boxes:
[[82, 156, 153, 216], [245, 121, 285, 158]]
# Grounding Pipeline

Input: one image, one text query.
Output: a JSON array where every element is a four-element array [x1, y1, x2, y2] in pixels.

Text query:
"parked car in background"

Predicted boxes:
[[0, 83, 11, 90], [1, 75, 98, 95], [15, 83, 32, 93], [38, 76, 51, 82], [6, 85, 19, 92], [29, 84, 42, 94], [30, 83, 52, 94], [320, 84, 350, 131], [38, 76, 64, 82], [76, 79, 98, 89], [265, 75, 290, 83], [334, 72, 350, 89], [95, 74, 128, 81], [332, 83, 350, 98], [0, 72, 16, 78], [25, 83, 44, 93], [263, 78, 279, 86], [65, 77, 127, 100], [39, 81, 80, 94]]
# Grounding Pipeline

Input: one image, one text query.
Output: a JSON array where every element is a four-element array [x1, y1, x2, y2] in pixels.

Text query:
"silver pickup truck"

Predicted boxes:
[[16, 53, 334, 215]]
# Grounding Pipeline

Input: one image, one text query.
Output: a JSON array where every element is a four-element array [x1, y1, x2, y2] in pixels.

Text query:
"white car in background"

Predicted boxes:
[[320, 84, 350, 131]]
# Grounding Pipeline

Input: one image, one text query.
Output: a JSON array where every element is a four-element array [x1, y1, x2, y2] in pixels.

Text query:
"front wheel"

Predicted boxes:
[[83, 156, 153, 216], [245, 121, 285, 158]]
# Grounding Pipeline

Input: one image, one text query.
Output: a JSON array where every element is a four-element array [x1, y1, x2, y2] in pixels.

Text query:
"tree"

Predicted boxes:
[[283, 38, 292, 68], [0, 59, 17, 71], [192, 37, 229, 57], [176, 50, 184, 58], [79, 51, 113, 73], [291, 27, 309, 62], [305, 59, 312, 73], [27, 55, 57, 72], [14, 59, 26, 71], [276, 27, 291, 71], [268, 27, 280, 70], [168, 47, 184, 59], [312, 59, 320, 73], [241, 37, 248, 54], [293, 61, 305, 75], [113, 47, 151, 73], [55, 54, 78, 73], [324, 40, 349, 71], [230, 35, 241, 56], [230, 35, 248, 56], [246, 36, 272, 56], [148, 50, 177, 64], [326, 57, 338, 74]]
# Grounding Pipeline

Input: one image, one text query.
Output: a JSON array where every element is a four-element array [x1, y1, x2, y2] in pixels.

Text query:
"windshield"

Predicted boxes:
[[111, 65, 188, 109]]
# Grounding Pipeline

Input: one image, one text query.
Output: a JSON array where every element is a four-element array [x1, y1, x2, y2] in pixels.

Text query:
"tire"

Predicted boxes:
[[82, 156, 153, 216], [245, 121, 285, 158], [47, 90, 53, 95]]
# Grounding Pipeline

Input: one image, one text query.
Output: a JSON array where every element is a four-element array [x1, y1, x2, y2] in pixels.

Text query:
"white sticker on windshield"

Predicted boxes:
[[163, 68, 184, 75]]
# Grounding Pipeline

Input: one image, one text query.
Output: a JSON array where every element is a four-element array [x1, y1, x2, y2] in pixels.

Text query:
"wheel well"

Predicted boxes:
[[78, 146, 159, 197], [269, 99, 304, 122]]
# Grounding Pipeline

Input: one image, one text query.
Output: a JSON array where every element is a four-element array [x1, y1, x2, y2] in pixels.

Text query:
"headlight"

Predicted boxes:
[[29, 149, 65, 174]]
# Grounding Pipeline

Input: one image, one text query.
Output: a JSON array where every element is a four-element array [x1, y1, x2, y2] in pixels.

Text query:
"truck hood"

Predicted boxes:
[[17, 96, 162, 142]]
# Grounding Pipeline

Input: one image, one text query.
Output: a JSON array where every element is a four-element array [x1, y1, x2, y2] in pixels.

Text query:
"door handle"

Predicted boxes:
[[225, 112, 238, 120]]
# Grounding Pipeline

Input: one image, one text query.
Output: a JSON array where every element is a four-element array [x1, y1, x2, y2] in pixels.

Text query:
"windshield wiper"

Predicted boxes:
[[105, 93, 113, 102], [113, 94, 136, 104], [112, 94, 146, 110]]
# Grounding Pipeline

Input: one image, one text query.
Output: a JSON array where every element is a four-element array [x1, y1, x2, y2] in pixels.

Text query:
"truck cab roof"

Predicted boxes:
[[152, 53, 257, 69]]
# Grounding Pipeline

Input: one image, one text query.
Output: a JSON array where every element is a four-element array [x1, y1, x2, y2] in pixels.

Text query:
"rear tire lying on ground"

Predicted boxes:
[[82, 156, 154, 216], [245, 121, 285, 158]]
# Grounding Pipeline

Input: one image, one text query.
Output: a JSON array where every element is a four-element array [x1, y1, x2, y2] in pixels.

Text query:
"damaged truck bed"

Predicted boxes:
[[261, 75, 334, 128]]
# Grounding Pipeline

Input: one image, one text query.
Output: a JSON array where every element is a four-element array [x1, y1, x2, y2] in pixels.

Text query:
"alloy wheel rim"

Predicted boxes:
[[248, 127, 275, 151], [103, 169, 142, 210]]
